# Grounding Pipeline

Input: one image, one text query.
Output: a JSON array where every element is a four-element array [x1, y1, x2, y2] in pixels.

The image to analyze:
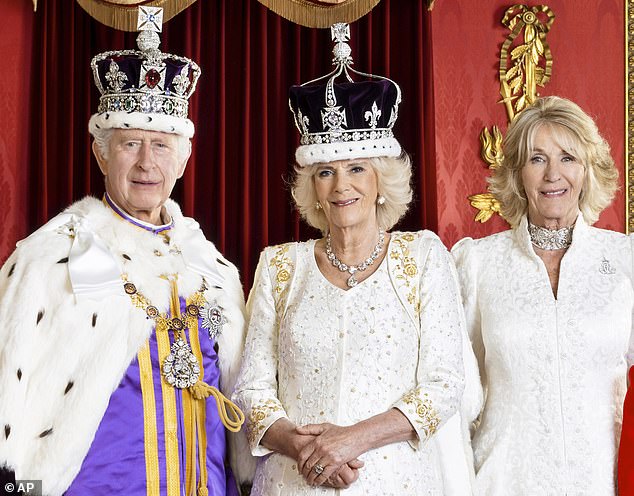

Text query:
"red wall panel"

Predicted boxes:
[[432, 0, 625, 247]]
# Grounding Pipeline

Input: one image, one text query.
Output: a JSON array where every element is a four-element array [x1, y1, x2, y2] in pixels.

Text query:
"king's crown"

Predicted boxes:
[[90, 7, 200, 121]]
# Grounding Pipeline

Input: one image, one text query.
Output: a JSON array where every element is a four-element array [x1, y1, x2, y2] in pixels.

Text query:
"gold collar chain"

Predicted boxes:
[[122, 274, 207, 388], [121, 274, 245, 434]]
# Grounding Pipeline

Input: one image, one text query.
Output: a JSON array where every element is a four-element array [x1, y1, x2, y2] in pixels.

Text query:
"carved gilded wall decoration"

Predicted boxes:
[[625, 0, 634, 234], [469, 5, 555, 223]]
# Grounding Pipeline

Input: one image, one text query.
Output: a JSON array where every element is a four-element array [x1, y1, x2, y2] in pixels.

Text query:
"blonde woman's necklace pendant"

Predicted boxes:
[[347, 270, 359, 288], [326, 229, 385, 288]]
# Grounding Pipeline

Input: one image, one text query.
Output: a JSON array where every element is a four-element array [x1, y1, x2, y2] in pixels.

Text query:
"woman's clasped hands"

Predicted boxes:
[[296, 422, 366, 489]]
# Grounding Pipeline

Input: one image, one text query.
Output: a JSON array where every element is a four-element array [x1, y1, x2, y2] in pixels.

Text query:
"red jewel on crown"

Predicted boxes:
[[145, 69, 161, 89]]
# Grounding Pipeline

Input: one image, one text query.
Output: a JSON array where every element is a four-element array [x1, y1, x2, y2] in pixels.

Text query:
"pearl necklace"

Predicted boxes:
[[528, 222, 573, 250], [325, 230, 385, 287]]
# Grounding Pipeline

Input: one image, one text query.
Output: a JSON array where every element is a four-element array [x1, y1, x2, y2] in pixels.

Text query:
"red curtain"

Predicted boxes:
[[24, 0, 435, 286]]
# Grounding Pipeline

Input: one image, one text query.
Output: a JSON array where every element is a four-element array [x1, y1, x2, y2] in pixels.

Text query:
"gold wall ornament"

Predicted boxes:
[[625, 0, 634, 234], [469, 4, 555, 223], [499, 5, 554, 119], [76, 0, 198, 31]]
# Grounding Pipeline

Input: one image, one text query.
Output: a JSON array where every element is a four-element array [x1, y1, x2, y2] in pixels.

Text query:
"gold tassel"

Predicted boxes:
[[75, 0, 199, 32], [256, 0, 381, 29], [194, 396, 209, 496], [197, 487, 209, 496], [190, 380, 245, 433]]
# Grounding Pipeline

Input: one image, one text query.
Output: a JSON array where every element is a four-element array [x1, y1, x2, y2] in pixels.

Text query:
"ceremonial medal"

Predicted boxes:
[[200, 300, 227, 340], [162, 338, 200, 388]]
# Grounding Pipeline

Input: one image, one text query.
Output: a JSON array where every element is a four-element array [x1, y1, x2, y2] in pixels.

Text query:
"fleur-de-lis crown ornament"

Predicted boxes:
[[289, 23, 403, 167], [88, 7, 201, 139]]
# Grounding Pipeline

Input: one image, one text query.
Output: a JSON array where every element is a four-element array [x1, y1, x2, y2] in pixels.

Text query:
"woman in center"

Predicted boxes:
[[234, 26, 469, 495]]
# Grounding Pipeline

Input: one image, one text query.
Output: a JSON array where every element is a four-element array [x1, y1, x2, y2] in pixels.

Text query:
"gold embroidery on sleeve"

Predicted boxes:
[[402, 388, 440, 439], [247, 399, 284, 446]]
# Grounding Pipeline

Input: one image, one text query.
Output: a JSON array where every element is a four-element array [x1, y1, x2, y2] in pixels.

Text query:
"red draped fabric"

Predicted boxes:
[[3, 0, 435, 287], [619, 367, 634, 494]]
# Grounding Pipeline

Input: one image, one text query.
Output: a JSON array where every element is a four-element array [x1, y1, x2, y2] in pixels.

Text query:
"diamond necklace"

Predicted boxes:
[[325, 229, 385, 287], [528, 222, 574, 250]]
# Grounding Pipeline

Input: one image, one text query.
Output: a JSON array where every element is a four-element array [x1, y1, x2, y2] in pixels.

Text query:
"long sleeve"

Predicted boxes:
[[452, 237, 486, 420], [232, 248, 289, 456], [391, 236, 465, 446]]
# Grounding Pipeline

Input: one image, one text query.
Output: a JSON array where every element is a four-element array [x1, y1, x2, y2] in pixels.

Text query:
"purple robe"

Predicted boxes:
[[65, 296, 238, 496]]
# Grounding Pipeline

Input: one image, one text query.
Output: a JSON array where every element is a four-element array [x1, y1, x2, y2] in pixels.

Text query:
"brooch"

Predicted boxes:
[[599, 257, 616, 275], [200, 299, 227, 340]]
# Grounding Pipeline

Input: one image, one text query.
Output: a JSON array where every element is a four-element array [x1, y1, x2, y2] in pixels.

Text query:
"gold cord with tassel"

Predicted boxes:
[[190, 381, 245, 433], [195, 397, 209, 496]]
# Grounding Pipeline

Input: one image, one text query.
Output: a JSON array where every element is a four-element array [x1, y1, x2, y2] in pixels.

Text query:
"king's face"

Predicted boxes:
[[93, 129, 189, 224]]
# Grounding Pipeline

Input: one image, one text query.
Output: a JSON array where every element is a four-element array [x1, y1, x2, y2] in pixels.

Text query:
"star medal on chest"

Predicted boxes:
[[200, 299, 227, 340]]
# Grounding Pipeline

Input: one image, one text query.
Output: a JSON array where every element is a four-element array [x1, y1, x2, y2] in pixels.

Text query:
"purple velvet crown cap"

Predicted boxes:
[[289, 79, 399, 135], [93, 55, 194, 100], [288, 23, 402, 167]]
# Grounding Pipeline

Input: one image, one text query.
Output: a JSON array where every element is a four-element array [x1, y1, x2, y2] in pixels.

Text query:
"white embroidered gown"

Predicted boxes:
[[452, 215, 634, 496], [234, 232, 465, 495]]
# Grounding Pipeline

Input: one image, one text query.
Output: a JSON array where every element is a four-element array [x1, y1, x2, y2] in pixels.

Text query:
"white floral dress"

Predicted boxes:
[[234, 231, 465, 495], [452, 215, 634, 496]]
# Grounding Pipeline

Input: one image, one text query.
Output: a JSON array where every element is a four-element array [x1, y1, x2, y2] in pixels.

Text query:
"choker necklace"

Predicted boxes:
[[528, 222, 573, 250], [326, 229, 385, 287]]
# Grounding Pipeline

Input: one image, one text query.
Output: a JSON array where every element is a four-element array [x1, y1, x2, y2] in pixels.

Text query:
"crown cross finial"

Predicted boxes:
[[331, 23, 352, 66], [137, 7, 163, 33], [331, 23, 350, 43], [136, 7, 163, 54]]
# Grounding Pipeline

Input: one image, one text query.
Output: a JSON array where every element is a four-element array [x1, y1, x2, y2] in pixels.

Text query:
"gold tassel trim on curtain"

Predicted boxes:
[[256, 0, 381, 28], [75, 0, 198, 31]]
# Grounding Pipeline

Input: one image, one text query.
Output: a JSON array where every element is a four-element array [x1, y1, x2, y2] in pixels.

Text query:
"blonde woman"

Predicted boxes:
[[453, 96, 633, 495], [234, 25, 474, 495]]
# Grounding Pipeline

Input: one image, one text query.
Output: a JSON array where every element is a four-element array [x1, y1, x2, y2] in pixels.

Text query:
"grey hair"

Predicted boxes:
[[91, 127, 191, 161], [291, 154, 413, 234]]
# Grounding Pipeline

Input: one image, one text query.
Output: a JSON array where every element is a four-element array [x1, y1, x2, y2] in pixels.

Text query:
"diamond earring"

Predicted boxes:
[[315, 202, 322, 210], [377, 195, 386, 205]]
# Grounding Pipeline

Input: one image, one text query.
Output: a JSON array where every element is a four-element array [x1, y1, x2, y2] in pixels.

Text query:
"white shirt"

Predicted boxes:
[[452, 215, 634, 496], [234, 232, 465, 496]]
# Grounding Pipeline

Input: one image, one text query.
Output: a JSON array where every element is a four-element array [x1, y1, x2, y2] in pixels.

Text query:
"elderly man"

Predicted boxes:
[[0, 8, 250, 496]]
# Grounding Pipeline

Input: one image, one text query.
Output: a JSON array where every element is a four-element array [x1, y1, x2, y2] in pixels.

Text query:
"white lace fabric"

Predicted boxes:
[[452, 215, 634, 495]]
